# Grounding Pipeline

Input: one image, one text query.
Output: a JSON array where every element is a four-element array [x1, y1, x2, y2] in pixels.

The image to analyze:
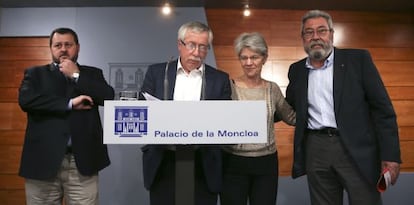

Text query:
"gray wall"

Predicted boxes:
[[1, 7, 412, 205]]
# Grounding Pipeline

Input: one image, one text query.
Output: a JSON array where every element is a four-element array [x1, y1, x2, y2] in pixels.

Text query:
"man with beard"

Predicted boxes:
[[139, 21, 231, 205], [285, 10, 401, 205], [18, 27, 114, 205]]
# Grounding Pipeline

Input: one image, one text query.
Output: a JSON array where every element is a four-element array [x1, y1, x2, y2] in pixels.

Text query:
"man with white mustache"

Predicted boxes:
[[286, 10, 401, 205], [139, 21, 231, 205]]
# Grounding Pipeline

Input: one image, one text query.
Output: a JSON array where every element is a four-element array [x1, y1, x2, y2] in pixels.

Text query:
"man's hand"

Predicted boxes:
[[72, 95, 94, 110], [59, 58, 79, 78], [381, 161, 400, 185]]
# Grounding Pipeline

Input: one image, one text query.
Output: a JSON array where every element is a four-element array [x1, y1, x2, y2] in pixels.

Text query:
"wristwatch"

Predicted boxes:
[[72, 72, 80, 79]]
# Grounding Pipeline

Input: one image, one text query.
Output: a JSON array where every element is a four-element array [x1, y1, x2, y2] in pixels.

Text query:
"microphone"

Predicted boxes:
[[163, 56, 174, 100]]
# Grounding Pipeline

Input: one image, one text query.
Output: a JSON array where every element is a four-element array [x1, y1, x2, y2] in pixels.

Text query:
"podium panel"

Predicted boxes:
[[103, 100, 267, 144]]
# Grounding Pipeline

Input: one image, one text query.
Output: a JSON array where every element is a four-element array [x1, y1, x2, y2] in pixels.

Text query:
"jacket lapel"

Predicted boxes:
[[202, 66, 212, 100], [298, 61, 310, 122], [167, 60, 178, 100], [49, 63, 68, 95], [333, 48, 346, 114]]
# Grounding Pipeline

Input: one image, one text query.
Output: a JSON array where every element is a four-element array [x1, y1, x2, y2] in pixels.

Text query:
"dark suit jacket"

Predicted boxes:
[[18, 63, 114, 180], [139, 60, 231, 192], [286, 48, 401, 186]]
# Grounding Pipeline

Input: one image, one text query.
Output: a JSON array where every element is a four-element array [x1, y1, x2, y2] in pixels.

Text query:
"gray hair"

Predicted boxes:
[[178, 21, 213, 46], [234, 32, 268, 57], [301, 10, 334, 33]]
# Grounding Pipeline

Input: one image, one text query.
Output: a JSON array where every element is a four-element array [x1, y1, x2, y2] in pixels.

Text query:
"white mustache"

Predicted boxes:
[[309, 40, 325, 48], [189, 57, 201, 62]]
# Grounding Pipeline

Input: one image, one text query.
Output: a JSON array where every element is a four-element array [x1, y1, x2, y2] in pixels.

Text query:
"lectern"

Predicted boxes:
[[104, 100, 267, 205], [175, 146, 195, 204]]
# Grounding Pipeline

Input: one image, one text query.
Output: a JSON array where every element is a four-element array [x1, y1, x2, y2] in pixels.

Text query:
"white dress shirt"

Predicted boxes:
[[173, 58, 204, 101]]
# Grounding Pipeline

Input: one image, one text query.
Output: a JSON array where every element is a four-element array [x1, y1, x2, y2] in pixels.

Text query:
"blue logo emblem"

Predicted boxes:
[[114, 106, 148, 137]]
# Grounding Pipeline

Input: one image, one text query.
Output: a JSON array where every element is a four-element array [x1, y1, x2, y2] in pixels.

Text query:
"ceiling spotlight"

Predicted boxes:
[[162, 3, 172, 15], [243, 4, 251, 17]]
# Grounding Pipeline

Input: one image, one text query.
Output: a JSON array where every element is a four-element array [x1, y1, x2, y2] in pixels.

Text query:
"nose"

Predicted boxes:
[[191, 47, 201, 56], [311, 31, 322, 39], [58, 45, 68, 51], [245, 58, 254, 65]]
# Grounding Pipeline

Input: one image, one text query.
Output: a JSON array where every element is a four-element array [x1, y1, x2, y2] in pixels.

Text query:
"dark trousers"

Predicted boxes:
[[306, 132, 382, 205], [220, 152, 278, 205], [149, 150, 218, 205]]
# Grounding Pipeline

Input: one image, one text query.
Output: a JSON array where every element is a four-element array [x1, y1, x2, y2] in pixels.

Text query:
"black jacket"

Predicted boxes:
[[18, 63, 114, 179], [139, 60, 231, 192], [286, 48, 401, 185]]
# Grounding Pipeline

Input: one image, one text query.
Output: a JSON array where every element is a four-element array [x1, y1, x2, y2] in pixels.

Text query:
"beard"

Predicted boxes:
[[305, 40, 333, 61]]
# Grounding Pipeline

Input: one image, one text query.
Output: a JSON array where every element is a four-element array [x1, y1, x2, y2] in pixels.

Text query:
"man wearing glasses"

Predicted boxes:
[[139, 21, 231, 205], [286, 10, 401, 205]]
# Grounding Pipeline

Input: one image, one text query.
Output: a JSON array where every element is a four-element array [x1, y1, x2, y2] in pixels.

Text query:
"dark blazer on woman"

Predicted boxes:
[[18, 63, 114, 180], [285, 48, 401, 186], [139, 59, 231, 192]]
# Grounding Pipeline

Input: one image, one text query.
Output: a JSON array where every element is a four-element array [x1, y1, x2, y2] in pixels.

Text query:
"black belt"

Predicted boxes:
[[66, 146, 73, 154], [307, 127, 340, 136]]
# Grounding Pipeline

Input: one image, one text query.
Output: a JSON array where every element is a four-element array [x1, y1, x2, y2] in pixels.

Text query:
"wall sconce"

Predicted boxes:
[[243, 4, 251, 17], [161, 2, 172, 15]]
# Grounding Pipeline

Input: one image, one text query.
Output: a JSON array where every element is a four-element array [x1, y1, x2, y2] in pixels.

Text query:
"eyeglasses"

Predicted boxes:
[[239, 55, 262, 62], [302, 28, 331, 39], [52, 42, 75, 49], [180, 40, 210, 53]]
